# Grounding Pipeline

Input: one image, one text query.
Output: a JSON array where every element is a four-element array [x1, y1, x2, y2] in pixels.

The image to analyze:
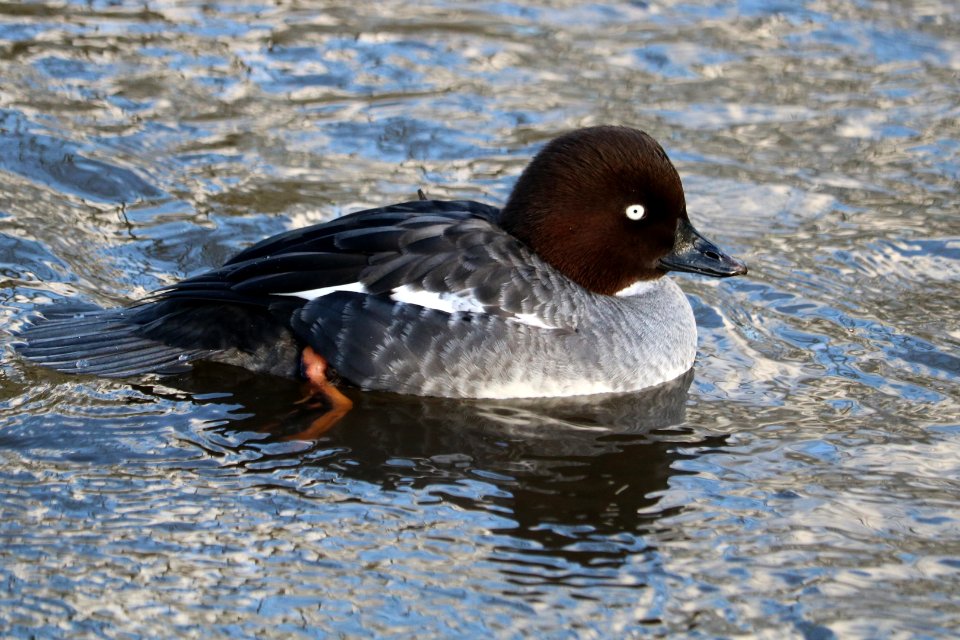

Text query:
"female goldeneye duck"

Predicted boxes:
[[15, 126, 747, 402]]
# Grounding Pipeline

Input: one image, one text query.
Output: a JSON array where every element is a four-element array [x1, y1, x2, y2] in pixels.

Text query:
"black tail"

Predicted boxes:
[[14, 304, 211, 377]]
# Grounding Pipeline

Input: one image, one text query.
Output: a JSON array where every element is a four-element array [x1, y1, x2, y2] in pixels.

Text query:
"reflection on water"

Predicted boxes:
[[165, 367, 716, 576], [1, 0, 959, 637]]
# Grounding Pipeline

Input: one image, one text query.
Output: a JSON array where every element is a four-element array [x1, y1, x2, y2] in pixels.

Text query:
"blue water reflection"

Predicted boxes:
[[1, 0, 958, 636]]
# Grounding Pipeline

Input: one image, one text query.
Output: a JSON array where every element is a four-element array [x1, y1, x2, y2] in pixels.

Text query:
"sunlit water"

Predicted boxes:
[[1, 1, 958, 637]]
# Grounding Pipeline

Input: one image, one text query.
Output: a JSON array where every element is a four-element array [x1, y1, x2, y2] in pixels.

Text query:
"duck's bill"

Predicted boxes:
[[658, 219, 748, 277]]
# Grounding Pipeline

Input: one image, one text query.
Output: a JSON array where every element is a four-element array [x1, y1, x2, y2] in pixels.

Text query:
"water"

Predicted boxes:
[[1, 1, 958, 637]]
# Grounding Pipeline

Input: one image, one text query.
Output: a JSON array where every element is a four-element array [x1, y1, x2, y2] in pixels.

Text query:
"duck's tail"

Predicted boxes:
[[13, 303, 211, 377]]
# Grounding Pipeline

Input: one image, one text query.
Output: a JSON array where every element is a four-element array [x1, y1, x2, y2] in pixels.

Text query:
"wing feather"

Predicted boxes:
[[18, 198, 581, 388]]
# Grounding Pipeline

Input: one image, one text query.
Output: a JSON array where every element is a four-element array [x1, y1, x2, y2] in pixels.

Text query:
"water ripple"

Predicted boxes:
[[1, 0, 959, 636]]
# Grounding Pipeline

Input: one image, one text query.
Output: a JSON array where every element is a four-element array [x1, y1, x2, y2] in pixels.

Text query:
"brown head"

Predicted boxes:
[[499, 126, 746, 295]]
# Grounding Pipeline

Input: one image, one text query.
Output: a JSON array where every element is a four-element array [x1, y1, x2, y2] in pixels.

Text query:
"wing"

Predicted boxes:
[[155, 198, 582, 331], [16, 200, 585, 384]]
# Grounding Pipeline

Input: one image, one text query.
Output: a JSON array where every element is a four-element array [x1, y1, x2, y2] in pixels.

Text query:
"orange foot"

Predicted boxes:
[[284, 346, 353, 440]]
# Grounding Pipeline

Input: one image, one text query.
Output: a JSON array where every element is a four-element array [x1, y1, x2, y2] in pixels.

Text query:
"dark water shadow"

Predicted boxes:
[[140, 365, 728, 578]]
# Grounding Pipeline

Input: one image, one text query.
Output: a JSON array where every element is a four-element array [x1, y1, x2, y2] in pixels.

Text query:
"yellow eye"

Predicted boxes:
[[625, 204, 646, 221]]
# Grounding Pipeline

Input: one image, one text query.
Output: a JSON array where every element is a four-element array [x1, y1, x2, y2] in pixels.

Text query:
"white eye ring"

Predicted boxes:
[[625, 204, 646, 221]]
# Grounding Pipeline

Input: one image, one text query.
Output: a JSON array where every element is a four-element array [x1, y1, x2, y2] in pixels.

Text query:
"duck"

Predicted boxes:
[[15, 126, 747, 400]]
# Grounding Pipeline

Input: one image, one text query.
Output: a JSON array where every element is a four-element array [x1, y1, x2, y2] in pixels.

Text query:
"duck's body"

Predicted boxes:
[[15, 126, 746, 399]]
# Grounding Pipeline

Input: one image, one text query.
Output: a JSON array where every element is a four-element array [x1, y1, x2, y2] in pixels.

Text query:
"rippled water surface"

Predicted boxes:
[[1, 1, 959, 637]]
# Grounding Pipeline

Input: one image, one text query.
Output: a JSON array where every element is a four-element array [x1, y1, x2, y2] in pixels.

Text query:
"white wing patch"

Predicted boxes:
[[391, 286, 558, 329], [280, 281, 367, 300], [389, 285, 486, 314], [279, 282, 558, 329], [510, 312, 557, 330]]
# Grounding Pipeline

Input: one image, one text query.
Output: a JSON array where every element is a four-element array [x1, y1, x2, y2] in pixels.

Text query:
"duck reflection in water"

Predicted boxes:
[[143, 366, 727, 573]]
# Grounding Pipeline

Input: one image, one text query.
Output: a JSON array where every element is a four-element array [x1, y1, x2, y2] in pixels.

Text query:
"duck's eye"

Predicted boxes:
[[625, 204, 646, 221]]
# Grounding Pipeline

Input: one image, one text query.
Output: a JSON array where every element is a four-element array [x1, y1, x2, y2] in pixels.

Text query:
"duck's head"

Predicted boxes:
[[499, 126, 747, 295]]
